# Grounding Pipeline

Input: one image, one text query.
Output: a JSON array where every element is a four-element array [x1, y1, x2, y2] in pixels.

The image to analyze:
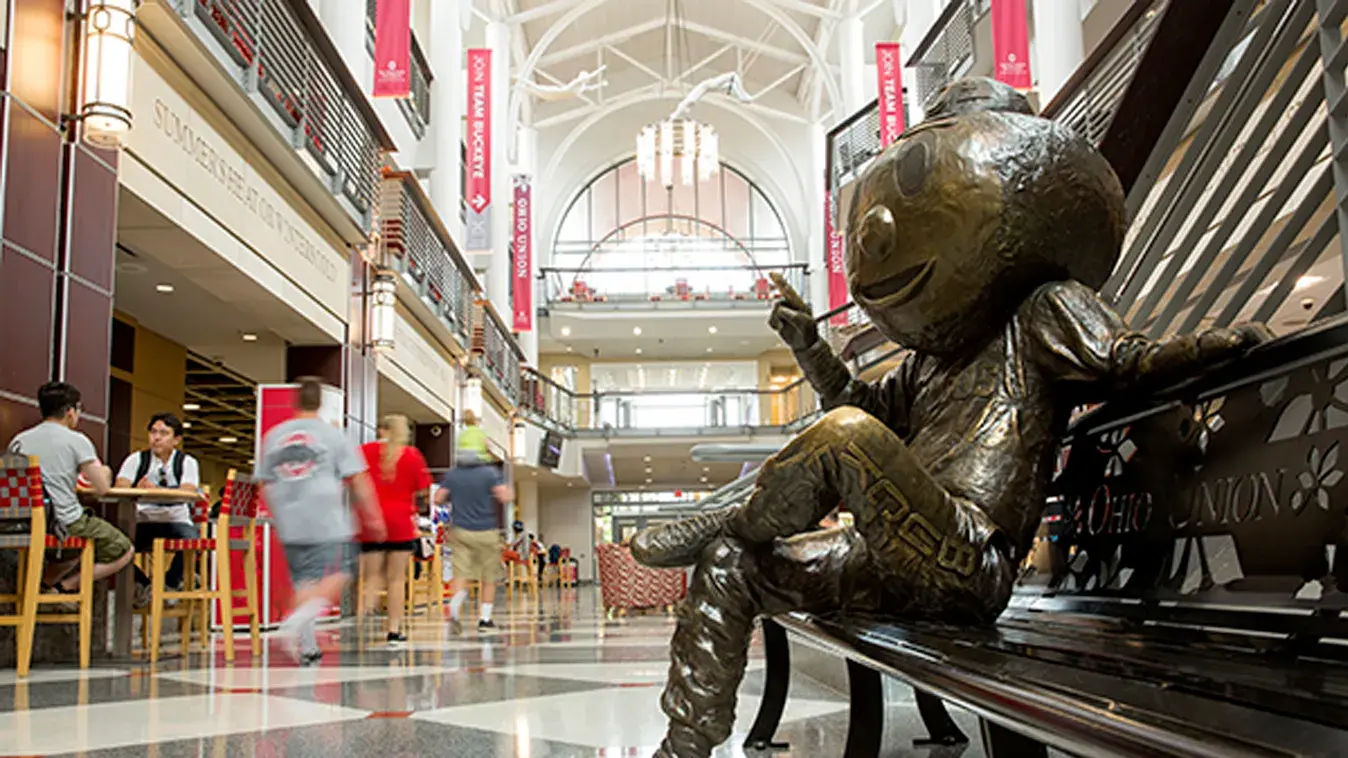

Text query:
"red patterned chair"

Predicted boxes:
[[596, 542, 687, 614]]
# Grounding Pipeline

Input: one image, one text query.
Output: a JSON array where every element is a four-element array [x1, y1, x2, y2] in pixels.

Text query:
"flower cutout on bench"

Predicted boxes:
[[1292, 442, 1343, 514]]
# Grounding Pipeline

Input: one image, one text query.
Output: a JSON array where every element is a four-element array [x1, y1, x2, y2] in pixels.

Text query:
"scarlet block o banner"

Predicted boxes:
[[372, 0, 411, 98], [465, 49, 493, 251], [826, 191, 848, 326], [991, 0, 1032, 89], [512, 176, 533, 332], [875, 42, 905, 147]]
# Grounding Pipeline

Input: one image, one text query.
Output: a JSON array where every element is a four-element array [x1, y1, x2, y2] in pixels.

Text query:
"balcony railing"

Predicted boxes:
[[474, 299, 524, 404], [192, 0, 386, 222], [1042, 0, 1169, 144], [540, 264, 809, 308], [378, 171, 478, 346], [398, 36, 433, 138], [909, 0, 992, 111]]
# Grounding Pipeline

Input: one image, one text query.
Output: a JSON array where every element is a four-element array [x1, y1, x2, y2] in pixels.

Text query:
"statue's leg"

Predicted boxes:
[[656, 527, 877, 758], [732, 407, 1011, 616]]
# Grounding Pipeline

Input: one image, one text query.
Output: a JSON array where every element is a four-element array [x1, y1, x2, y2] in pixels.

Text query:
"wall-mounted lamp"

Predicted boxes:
[[77, 0, 138, 148], [369, 270, 397, 351], [463, 376, 484, 419], [511, 419, 527, 464]]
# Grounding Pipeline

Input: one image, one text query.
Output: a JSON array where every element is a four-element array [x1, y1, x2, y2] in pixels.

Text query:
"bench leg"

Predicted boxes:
[[980, 719, 1047, 758], [743, 619, 790, 751], [913, 690, 968, 746], [843, 660, 883, 758]]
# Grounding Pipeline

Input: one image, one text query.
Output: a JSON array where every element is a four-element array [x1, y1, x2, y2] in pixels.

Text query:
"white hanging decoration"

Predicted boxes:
[[516, 65, 608, 102]]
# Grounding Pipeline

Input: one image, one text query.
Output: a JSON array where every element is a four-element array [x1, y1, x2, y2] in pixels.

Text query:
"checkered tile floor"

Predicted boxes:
[[0, 588, 989, 757]]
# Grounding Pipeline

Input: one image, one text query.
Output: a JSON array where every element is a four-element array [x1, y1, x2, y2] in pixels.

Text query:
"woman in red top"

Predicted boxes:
[[359, 414, 432, 645]]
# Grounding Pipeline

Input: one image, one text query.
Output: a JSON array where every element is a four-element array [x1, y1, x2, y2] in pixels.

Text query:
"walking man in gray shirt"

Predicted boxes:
[[436, 450, 512, 634], [7, 382, 131, 593], [255, 378, 383, 664]]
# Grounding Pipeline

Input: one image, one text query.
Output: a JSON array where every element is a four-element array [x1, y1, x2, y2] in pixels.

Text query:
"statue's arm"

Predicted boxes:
[[1030, 280, 1270, 393], [793, 339, 912, 432]]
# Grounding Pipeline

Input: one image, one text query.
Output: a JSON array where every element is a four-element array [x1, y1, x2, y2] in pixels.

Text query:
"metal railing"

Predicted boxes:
[[378, 171, 477, 346], [540, 263, 808, 306], [474, 299, 524, 404], [1042, 0, 1169, 144], [397, 35, 433, 138], [193, 0, 384, 220], [909, 0, 991, 112]]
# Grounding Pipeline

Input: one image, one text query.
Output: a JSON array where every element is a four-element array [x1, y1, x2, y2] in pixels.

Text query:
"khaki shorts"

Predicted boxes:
[[54, 512, 132, 565], [451, 528, 503, 584]]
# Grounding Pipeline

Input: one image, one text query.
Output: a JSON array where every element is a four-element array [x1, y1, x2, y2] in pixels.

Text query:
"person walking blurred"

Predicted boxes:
[[358, 414, 432, 646], [436, 450, 512, 634]]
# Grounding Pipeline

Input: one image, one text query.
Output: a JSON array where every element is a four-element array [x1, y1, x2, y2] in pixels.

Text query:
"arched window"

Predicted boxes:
[[548, 158, 797, 303]]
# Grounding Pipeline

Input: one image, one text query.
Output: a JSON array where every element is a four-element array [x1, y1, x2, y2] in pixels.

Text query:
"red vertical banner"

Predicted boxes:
[[992, 0, 1033, 89], [465, 48, 493, 249], [875, 42, 905, 147], [372, 0, 411, 98], [826, 191, 848, 326], [512, 176, 533, 332]]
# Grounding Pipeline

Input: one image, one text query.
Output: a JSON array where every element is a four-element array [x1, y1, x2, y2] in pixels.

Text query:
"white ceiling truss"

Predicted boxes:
[[495, 0, 863, 151]]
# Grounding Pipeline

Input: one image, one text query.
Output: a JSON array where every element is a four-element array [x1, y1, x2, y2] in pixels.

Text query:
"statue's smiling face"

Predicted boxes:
[[844, 107, 1125, 355], [846, 118, 1007, 354]]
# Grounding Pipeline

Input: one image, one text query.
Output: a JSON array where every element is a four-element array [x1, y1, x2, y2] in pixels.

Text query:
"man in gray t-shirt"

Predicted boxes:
[[7, 382, 131, 592], [254, 378, 382, 665]]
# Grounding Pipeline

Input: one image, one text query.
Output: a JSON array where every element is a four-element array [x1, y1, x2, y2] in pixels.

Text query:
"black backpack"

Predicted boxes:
[[135, 450, 186, 487]]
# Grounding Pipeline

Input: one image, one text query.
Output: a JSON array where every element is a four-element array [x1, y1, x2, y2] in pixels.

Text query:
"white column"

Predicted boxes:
[[838, 16, 868, 116], [1031, 0, 1085, 105], [808, 122, 830, 315], [319, 0, 369, 87], [485, 21, 513, 318], [516, 479, 539, 532], [428, 0, 465, 242]]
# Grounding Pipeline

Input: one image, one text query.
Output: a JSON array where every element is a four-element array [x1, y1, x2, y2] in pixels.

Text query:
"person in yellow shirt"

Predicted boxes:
[[457, 410, 488, 458]]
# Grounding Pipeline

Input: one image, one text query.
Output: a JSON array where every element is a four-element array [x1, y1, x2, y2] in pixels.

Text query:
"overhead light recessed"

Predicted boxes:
[[703, 467, 710, 473], [635, 348, 643, 355], [700, 476, 708, 483], [708, 325, 718, 334], [182, 422, 192, 429], [566, 345, 573, 352], [241, 333, 258, 342], [219, 436, 238, 444], [645, 467, 652, 474], [155, 283, 174, 294], [645, 477, 652, 483], [561, 326, 572, 337], [182, 403, 200, 411], [643, 456, 651, 463], [633, 326, 643, 336], [706, 347, 714, 353]]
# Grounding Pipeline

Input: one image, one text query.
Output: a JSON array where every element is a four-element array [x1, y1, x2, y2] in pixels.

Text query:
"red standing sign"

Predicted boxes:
[[372, 0, 411, 98], [826, 191, 848, 326], [466, 48, 493, 222], [512, 176, 533, 332], [875, 42, 905, 147], [991, 0, 1033, 89]]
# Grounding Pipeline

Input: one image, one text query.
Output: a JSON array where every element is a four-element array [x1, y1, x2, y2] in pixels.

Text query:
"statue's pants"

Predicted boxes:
[[641, 408, 1016, 758]]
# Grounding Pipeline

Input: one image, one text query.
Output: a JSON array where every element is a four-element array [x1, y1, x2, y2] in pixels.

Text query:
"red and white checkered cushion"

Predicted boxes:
[[44, 535, 89, 549], [596, 543, 687, 610], [160, 538, 216, 551]]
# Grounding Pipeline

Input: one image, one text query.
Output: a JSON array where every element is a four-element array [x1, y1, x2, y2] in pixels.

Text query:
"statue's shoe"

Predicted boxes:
[[630, 508, 738, 568]]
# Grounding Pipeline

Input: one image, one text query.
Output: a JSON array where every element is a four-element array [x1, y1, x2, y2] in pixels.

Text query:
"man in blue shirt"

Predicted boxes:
[[435, 450, 512, 634]]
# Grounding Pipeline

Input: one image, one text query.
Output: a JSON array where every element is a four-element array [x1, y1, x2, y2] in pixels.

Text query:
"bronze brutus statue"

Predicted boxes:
[[631, 77, 1271, 758]]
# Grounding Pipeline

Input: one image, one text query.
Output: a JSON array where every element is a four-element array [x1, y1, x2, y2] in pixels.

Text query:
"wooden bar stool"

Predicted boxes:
[[143, 493, 232, 664], [405, 528, 445, 619], [218, 471, 263, 659], [0, 453, 96, 676]]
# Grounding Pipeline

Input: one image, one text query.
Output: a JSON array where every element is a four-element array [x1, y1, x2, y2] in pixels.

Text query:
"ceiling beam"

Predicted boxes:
[[538, 17, 666, 67], [605, 45, 666, 84], [532, 83, 664, 129], [681, 19, 814, 66], [507, 0, 589, 25], [800, 0, 846, 116], [762, 0, 844, 20]]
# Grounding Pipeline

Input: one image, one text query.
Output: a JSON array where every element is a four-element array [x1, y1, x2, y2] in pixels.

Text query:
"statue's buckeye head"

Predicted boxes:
[[845, 77, 1125, 355]]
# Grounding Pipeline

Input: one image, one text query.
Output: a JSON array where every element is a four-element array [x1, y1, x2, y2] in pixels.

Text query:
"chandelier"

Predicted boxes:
[[637, 118, 718, 188]]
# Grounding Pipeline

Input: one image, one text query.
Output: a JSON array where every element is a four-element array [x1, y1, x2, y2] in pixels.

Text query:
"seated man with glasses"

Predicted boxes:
[[7, 382, 131, 594], [113, 412, 203, 607]]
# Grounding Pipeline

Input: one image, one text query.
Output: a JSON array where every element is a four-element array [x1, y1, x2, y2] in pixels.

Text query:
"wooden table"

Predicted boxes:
[[77, 487, 201, 659]]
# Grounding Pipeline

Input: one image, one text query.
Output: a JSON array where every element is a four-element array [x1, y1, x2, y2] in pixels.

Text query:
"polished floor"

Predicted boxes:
[[0, 588, 990, 757]]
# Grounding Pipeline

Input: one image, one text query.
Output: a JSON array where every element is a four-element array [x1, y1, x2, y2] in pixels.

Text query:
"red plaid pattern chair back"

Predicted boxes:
[[188, 493, 213, 525], [0, 452, 43, 516], [222, 470, 260, 519]]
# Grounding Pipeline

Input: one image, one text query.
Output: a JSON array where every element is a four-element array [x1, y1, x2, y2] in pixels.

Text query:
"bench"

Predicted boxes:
[[742, 315, 1348, 757]]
